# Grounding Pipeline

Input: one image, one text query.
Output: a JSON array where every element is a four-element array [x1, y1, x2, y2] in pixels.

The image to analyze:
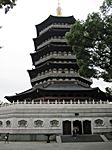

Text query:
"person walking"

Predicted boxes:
[[73, 127, 77, 138], [4, 133, 9, 143]]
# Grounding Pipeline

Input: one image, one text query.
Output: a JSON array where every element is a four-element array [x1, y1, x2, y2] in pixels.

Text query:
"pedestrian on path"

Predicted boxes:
[[4, 133, 9, 143], [73, 127, 79, 138]]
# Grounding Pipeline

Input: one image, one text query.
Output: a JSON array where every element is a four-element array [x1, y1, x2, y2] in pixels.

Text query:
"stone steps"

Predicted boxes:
[[61, 134, 104, 143]]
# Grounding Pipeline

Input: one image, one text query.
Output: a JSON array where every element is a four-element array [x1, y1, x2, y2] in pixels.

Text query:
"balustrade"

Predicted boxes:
[[0, 99, 110, 108], [37, 38, 67, 49], [40, 24, 71, 35]]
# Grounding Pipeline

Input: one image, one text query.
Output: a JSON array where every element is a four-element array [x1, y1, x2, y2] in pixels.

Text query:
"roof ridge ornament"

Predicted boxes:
[[56, 0, 62, 16]]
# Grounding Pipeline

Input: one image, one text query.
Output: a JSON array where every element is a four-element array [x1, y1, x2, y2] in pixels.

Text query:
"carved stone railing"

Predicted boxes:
[[0, 99, 110, 108], [35, 54, 76, 66], [37, 38, 67, 49], [31, 72, 80, 82], [40, 24, 72, 35]]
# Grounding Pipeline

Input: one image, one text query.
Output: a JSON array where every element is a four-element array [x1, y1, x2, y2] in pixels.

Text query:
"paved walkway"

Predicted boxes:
[[0, 142, 112, 150]]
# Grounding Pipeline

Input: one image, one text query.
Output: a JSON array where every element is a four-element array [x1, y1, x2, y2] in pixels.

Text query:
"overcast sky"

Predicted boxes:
[[0, 0, 111, 101]]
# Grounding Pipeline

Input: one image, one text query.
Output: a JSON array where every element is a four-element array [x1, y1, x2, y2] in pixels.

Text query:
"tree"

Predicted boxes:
[[66, 0, 112, 82], [106, 87, 112, 96], [0, 0, 17, 13]]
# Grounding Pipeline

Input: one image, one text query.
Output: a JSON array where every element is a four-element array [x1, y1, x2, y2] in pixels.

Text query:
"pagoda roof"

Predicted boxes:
[[5, 82, 110, 102], [31, 44, 72, 64], [39, 82, 95, 91], [36, 15, 75, 33], [30, 61, 77, 71], [5, 87, 37, 101], [34, 28, 69, 46]]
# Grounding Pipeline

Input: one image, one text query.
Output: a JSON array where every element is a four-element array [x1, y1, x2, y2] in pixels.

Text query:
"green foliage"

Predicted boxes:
[[100, 0, 112, 15], [0, 0, 17, 13], [105, 87, 112, 96], [66, 0, 112, 82]]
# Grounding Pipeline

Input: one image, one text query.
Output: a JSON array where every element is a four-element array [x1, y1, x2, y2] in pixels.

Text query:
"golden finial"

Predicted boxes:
[[56, 0, 62, 16]]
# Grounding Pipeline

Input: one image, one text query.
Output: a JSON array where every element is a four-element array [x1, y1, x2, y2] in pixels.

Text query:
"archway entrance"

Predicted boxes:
[[83, 120, 91, 134], [63, 120, 71, 135], [73, 120, 82, 134]]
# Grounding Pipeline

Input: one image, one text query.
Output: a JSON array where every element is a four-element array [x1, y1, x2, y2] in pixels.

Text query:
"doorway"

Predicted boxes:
[[73, 120, 82, 134], [63, 120, 71, 135], [83, 120, 92, 134]]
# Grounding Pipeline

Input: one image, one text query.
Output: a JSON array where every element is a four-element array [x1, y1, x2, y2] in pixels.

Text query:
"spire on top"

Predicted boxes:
[[56, 0, 62, 16]]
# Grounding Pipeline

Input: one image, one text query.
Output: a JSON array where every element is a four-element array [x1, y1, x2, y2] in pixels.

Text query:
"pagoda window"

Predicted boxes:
[[65, 78, 69, 81], [34, 120, 43, 127], [38, 73, 41, 76], [53, 68, 57, 73], [71, 78, 75, 81], [52, 78, 57, 81], [48, 79, 51, 82], [68, 51, 72, 55], [58, 36, 61, 39], [0, 121, 3, 127], [58, 68, 62, 73], [70, 68, 74, 74], [53, 51, 57, 56], [45, 70, 48, 73], [58, 51, 61, 55], [47, 53, 49, 56], [50, 52, 52, 55], [59, 78, 63, 81], [18, 120, 27, 127], [49, 69, 52, 73], [6, 120, 11, 127], [64, 68, 69, 73], [64, 51, 67, 56], [50, 120, 59, 127], [42, 72, 45, 75], [94, 119, 104, 127], [59, 61, 62, 63], [43, 80, 46, 83], [68, 61, 72, 63]]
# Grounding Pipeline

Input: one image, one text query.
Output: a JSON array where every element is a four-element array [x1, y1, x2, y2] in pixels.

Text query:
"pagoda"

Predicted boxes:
[[5, 15, 108, 104], [0, 4, 111, 141]]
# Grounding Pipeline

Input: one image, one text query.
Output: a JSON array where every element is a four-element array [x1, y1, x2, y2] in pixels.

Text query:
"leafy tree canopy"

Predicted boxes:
[[66, 0, 112, 82], [0, 0, 17, 13], [106, 87, 112, 96]]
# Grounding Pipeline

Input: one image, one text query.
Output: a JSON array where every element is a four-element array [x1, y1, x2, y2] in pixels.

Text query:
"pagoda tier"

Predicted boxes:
[[31, 55, 77, 68], [5, 81, 110, 102], [31, 44, 74, 65], [34, 28, 70, 49], [28, 62, 91, 87], [35, 15, 75, 36]]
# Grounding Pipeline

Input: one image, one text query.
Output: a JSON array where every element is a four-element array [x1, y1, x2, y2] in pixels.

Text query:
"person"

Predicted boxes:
[[73, 127, 77, 138], [73, 126, 79, 138], [4, 133, 9, 143]]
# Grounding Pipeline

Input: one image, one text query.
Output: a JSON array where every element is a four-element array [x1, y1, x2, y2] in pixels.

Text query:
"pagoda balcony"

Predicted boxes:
[[37, 38, 67, 49], [0, 99, 110, 108], [36, 15, 75, 34], [30, 72, 91, 83], [34, 54, 76, 66], [31, 72, 78, 82], [39, 24, 72, 35]]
